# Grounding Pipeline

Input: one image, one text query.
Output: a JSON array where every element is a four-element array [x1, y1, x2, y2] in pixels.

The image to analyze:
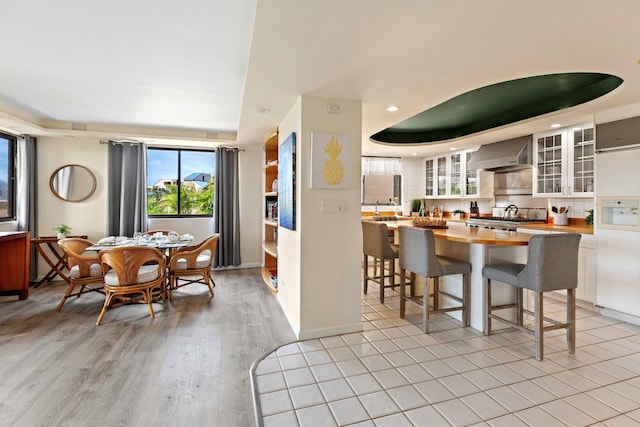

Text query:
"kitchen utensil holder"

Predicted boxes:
[[553, 212, 568, 226]]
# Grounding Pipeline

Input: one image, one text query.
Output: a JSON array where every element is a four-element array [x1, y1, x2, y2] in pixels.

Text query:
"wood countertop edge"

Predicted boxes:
[[517, 223, 594, 235], [385, 220, 532, 246]]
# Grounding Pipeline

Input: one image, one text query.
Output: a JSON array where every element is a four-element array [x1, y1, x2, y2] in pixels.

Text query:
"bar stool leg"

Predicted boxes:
[[463, 272, 471, 327], [399, 268, 406, 318], [423, 276, 429, 333], [567, 288, 576, 354], [380, 258, 386, 304], [516, 287, 524, 327], [484, 278, 492, 335], [534, 291, 544, 361]]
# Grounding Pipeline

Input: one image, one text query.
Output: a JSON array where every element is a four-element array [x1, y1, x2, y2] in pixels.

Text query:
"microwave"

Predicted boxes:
[[597, 197, 640, 231]]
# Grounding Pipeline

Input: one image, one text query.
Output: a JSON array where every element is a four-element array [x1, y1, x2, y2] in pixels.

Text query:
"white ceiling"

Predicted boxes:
[[2, 1, 640, 157]]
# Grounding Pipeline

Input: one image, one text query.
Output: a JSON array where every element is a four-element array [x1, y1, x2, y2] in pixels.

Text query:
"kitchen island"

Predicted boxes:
[[379, 220, 533, 332]]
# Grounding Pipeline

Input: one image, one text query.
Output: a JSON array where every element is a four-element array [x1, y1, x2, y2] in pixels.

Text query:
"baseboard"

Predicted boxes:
[[597, 306, 640, 326], [213, 262, 261, 270], [297, 322, 363, 341], [274, 295, 362, 341]]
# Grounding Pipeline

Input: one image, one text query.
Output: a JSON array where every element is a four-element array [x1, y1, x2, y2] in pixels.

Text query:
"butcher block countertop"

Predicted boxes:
[[383, 220, 533, 246], [443, 216, 594, 235]]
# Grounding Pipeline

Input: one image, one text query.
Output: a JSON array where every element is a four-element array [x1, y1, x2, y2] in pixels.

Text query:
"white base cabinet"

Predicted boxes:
[[517, 228, 595, 304]]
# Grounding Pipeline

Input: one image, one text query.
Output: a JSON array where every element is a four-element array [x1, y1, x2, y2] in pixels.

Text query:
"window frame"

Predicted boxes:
[[0, 132, 17, 222], [147, 147, 215, 218]]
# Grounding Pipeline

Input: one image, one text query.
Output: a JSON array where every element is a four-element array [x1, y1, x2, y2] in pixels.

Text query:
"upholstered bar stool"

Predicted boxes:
[[398, 226, 471, 333], [362, 221, 407, 304], [482, 233, 581, 361]]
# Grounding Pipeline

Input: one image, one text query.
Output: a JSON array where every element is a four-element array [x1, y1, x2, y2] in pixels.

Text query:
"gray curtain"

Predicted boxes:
[[213, 147, 241, 267], [16, 135, 38, 281], [107, 142, 148, 236]]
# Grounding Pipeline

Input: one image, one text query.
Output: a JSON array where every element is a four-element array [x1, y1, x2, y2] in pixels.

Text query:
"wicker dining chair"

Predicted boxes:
[[56, 238, 104, 312], [96, 246, 166, 325], [167, 234, 219, 301]]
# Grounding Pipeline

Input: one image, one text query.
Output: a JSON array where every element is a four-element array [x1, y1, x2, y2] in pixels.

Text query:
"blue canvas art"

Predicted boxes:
[[278, 132, 296, 230]]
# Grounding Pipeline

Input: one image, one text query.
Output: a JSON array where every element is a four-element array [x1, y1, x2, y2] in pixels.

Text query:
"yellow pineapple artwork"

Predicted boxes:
[[312, 132, 351, 189], [322, 136, 344, 185]]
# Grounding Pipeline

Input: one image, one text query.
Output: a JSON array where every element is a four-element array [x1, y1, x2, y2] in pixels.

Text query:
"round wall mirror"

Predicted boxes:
[[49, 164, 97, 202]]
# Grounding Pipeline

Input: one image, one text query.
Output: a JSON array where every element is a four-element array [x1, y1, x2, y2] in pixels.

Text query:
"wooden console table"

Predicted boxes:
[[30, 235, 87, 287], [0, 231, 30, 300]]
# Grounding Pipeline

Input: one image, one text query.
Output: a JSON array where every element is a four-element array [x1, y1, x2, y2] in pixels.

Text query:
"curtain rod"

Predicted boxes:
[[100, 139, 245, 151], [100, 139, 142, 146]]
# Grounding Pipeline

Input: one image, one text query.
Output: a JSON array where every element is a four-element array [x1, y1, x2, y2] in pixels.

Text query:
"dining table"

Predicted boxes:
[[86, 237, 192, 254], [87, 235, 194, 301]]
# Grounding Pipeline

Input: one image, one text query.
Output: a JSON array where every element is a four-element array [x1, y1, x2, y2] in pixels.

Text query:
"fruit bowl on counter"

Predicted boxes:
[[413, 217, 448, 229]]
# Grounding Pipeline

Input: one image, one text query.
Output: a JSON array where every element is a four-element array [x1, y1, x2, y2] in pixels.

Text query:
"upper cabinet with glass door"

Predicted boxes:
[[436, 155, 448, 196], [425, 158, 435, 197], [425, 155, 449, 197], [425, 149, 492, 198], [533, 124, 594, 197], [450, 153, 462, 196], [570, 126, 595, 194]]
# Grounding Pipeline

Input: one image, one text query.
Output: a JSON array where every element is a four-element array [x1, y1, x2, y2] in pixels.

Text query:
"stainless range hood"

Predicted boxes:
[[468, 135, 533, 171]]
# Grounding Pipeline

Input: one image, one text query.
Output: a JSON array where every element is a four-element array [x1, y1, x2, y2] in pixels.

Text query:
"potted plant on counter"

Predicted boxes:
[[53, 224, 72, 240], [452, 209, 465, 220], [411, 199, 422, 216], [585, 209, 594, 227]]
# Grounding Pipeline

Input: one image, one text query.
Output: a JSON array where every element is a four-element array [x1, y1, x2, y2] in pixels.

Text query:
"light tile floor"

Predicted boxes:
[[252, 286, 640, 426]]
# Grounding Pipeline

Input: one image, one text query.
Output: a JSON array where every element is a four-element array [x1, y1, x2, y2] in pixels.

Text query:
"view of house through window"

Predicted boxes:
[[147, 148, 215, 216], [0, 133, 16, 221]]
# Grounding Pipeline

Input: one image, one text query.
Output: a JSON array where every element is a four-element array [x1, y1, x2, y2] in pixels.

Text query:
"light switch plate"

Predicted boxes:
[[321, 199, 345, 213]]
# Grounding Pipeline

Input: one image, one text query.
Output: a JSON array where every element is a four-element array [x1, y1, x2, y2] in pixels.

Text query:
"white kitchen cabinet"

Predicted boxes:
[[425, 149, 492, 198], [436, 155, 447, 196], [425, 155, 449, 197], [576, 234, 595, 304], [533, 124, 594, 198], [425, 158, 436, 197]]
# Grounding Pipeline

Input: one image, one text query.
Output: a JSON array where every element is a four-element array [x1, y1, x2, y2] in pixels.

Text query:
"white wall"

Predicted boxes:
[[276, 99, 303, 334], [36, 137, 108, 277], [277, 95, 363, 340], [38, 137, 109, 241]]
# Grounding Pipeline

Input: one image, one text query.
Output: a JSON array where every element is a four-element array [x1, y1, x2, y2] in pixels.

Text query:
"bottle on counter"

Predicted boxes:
[[419, 200, 426, 217]]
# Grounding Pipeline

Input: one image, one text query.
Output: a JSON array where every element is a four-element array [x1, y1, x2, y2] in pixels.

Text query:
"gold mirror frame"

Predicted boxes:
[[49, 164, 97, 202]]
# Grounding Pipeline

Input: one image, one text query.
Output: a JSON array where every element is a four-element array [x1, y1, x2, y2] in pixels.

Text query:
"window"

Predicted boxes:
[[361, 156, 402, 205], [147, 148, 215, 216], [0, 132, 16, 221]]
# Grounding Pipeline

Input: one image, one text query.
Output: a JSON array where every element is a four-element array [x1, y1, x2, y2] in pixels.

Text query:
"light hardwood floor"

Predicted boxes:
[[0, 268, 296, 427]]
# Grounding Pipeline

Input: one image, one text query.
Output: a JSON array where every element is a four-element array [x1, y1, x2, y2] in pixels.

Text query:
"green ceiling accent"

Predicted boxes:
[[371, 73, 623, 144]]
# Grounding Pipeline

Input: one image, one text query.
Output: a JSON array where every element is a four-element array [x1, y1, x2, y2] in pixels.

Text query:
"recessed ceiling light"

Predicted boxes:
[[449, 147, 457, 151], [411, 152, 417, 156], [258, 108, 270, 114], [386, 105, 399, 112], [550, 123, 562, 128]]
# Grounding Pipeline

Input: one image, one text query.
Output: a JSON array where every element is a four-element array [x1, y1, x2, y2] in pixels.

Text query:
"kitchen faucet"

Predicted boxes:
[[374, 200, 379, 215]]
